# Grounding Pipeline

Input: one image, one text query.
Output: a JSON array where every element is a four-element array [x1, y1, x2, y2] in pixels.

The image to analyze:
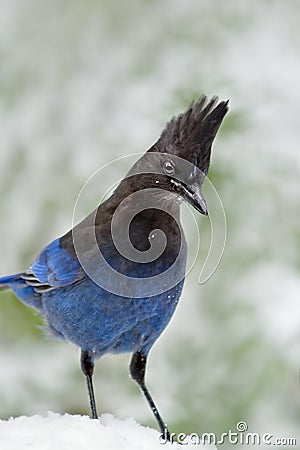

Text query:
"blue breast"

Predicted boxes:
[[42, 276, 185, 356]]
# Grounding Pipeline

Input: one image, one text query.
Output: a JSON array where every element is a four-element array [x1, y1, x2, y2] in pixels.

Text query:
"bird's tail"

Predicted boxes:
[[0, 273, 24, 291], [0, 273, 23, 291], [0, 273, 43, 310]]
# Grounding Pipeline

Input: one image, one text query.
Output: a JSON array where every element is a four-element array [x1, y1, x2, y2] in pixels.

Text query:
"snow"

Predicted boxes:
[[0, 413, 214, 450]]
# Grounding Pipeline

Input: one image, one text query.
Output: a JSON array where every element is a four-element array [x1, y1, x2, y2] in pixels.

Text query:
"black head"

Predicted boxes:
[[119, 96, 229, 215]]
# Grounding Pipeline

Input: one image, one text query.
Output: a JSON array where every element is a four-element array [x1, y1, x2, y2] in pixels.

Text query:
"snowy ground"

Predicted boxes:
[[0, 413, 215, 450]]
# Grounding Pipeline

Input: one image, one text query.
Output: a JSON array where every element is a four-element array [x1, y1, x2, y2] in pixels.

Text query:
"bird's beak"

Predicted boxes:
[[181, 182, 208, 215], [171, 179, 208, 215]]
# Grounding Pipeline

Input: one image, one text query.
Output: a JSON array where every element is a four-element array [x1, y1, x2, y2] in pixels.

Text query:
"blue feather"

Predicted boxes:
[[0, 273, 23, 286], [30, 238, 83, 287], [0, 274, 42, 309]]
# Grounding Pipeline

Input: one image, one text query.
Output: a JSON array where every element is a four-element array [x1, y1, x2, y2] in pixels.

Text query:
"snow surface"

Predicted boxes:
[[0, 413, 215, 450]]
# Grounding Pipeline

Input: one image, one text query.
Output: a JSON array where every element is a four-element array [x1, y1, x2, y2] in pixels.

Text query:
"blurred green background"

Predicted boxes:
[[0, 0, 299, 447]]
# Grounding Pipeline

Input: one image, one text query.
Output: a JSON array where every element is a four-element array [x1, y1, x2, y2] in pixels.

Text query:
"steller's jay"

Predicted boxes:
[[0, 95, 228, 440]]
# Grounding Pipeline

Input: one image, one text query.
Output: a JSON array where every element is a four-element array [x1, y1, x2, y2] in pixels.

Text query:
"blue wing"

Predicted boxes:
[[0, 233, 85, 308], [23, 235, 85, 292]]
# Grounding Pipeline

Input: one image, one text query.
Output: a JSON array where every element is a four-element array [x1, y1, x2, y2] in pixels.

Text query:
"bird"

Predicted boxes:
[[0, 95, 228, 440]]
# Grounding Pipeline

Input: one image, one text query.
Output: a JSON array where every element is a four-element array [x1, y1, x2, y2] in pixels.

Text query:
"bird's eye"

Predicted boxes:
[[163, 160, 175, 176]]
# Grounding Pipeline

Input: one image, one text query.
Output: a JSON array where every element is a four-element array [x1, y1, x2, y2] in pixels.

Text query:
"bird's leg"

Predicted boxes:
[[81, 350, 98, 419], [130, 351, 171, 442]]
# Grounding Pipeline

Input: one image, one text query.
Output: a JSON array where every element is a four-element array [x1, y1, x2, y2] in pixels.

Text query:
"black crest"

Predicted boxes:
[[151, 96, 229, 174]]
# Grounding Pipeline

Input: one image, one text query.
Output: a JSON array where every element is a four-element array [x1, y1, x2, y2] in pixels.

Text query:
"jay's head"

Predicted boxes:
[[121, 96, 229, 215]]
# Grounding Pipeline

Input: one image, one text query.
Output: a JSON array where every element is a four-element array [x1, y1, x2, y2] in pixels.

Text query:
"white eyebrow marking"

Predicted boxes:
[[188, 163, 198, 181]]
